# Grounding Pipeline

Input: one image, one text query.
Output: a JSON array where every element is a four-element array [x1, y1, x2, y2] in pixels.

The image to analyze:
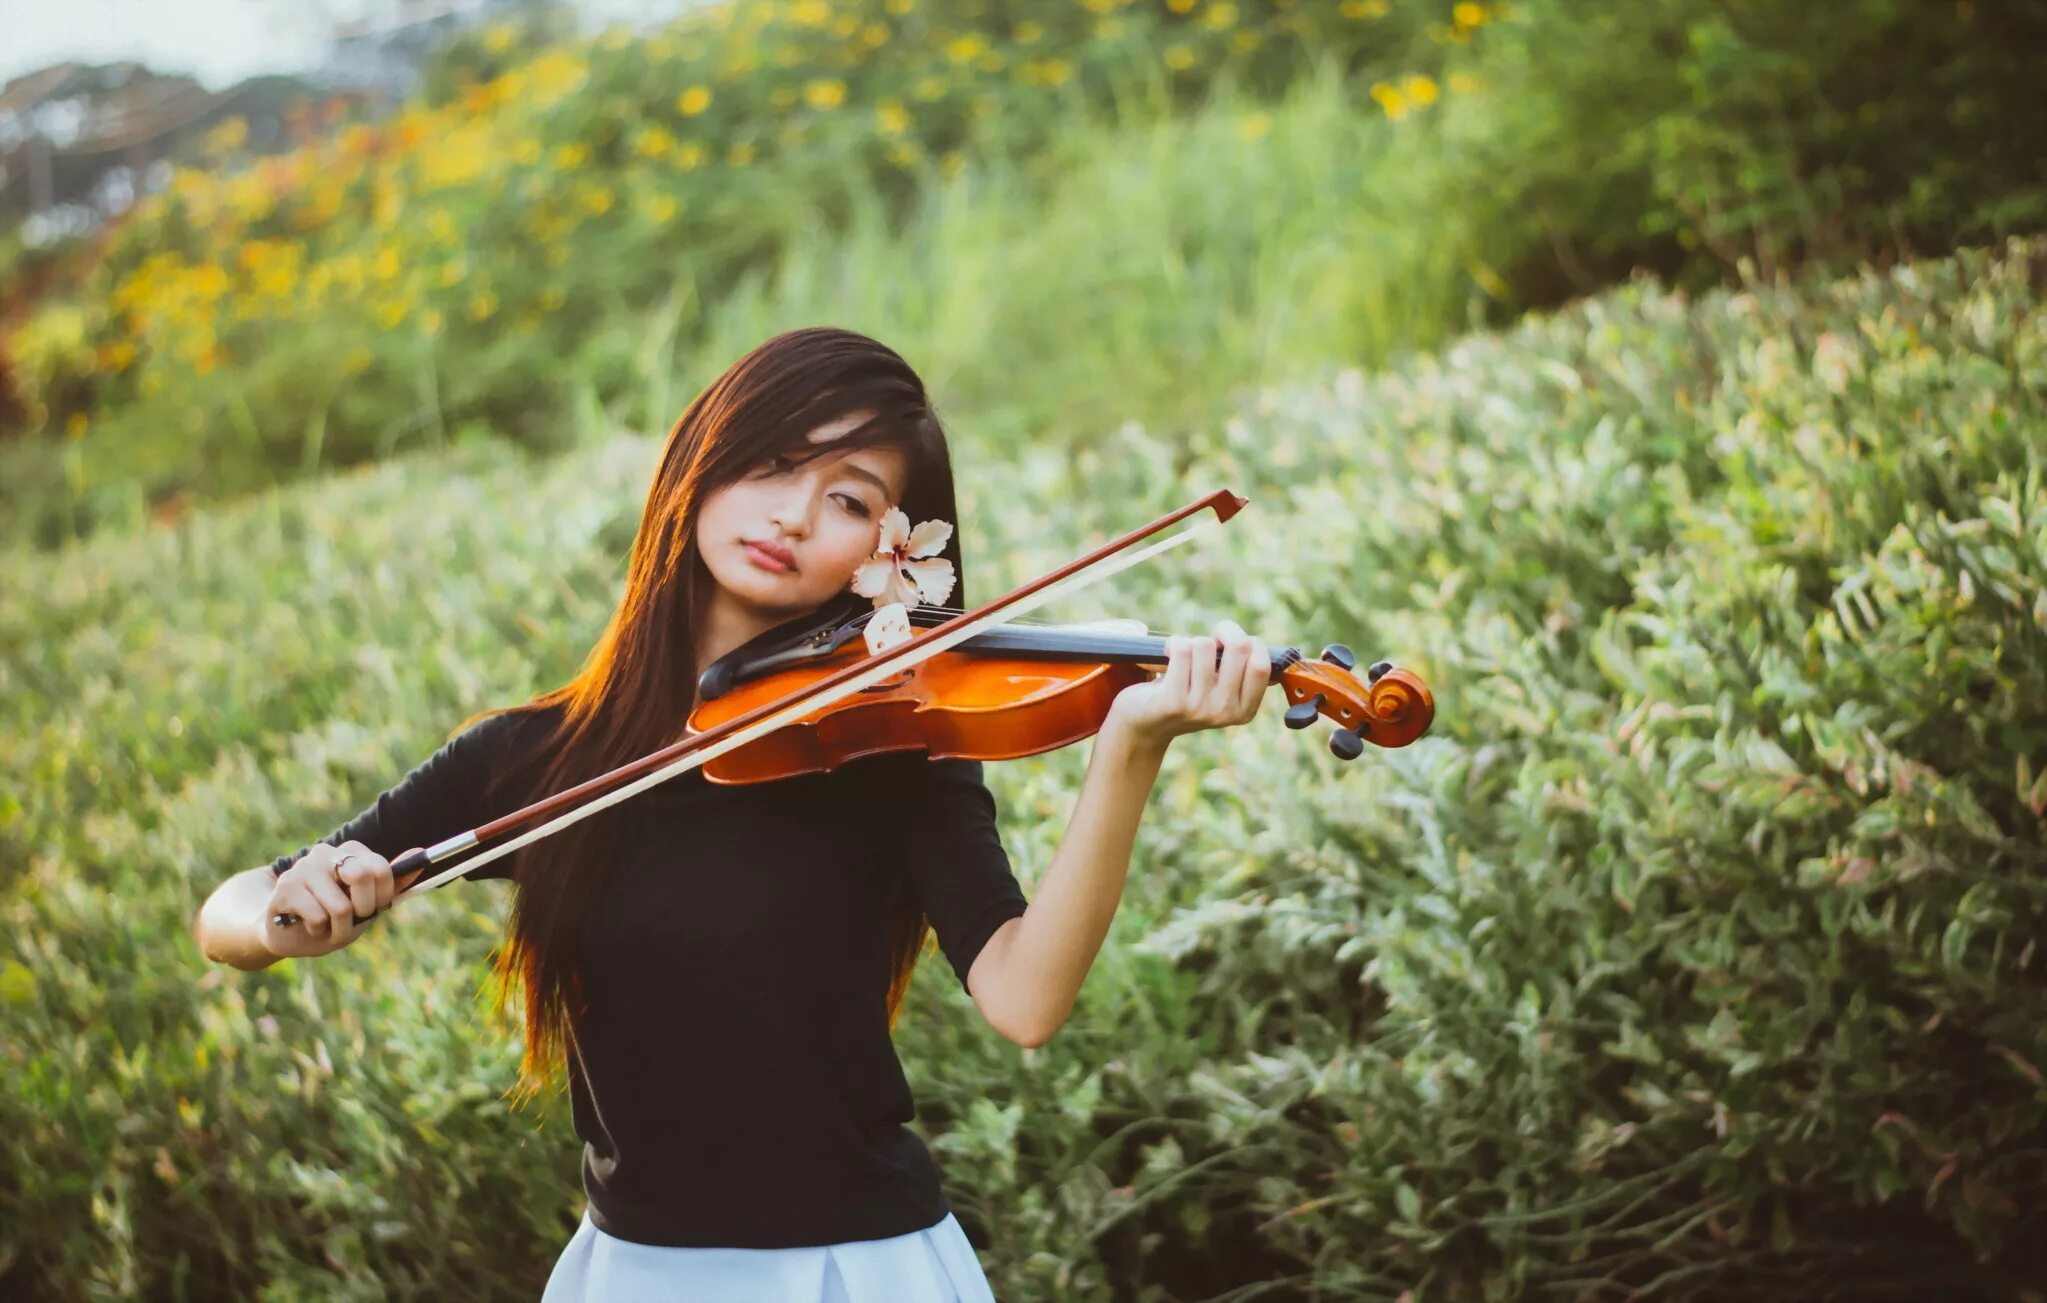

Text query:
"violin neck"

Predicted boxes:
[[959, 623, 1292, 683]]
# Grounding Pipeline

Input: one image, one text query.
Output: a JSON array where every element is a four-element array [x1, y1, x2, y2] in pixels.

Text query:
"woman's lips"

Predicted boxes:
[[743, 541, 795, 573]]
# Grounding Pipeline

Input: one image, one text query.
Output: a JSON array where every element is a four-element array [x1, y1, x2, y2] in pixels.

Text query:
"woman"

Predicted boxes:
[[195, 326, 1271, 1301]]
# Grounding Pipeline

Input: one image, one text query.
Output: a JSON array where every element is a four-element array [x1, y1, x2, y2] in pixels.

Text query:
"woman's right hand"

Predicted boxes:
[[262, 841, 419, 958]]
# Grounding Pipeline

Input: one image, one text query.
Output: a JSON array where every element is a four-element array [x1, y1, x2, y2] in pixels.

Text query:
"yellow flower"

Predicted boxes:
[[790, 0, 828, 25], [945, 33, 986, 62], [804, 78, 847, 109], [875, 99, 911, 134], [1449, 71, 1482, 94], [1163, 44, 1195, 70], [884, 0, 914, 13], [578, 184, 614, 215], [1403, 74, 1439, 107], [553, 142, 588, 169], [675, 141, 708, 169], [468, 290, 500, 321], [886, 141, 920, 167], [1166, 0, 1195, 11], [913, 75, 947, 101], [939, 151, 964, 176], [419, 307, 444, 336], [677, 86, 712, 116], [1453, 2, 1486, 26], [633, 126, 674, 158], [1202, 2, 1237, 29], [860, 22, 888, 47], [1370, 81, 1409, 119], [1237, 111, 1271, 142], [375, 300, 409, 329], [1021, 57, 1073, 87], [482, 24, 516, 54]]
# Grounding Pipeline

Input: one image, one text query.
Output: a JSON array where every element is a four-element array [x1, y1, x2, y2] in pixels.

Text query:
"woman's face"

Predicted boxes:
[[695, 411, 911, 620]]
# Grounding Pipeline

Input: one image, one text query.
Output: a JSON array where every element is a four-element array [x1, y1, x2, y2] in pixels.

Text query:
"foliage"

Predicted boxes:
[[1461, 0, 2047, 300], [4, 234, 2042, 1298], [0, 0, 1482, 549]]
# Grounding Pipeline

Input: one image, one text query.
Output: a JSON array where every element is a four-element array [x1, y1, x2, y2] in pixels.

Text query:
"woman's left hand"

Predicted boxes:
[[1106, 618, 1270, 752]]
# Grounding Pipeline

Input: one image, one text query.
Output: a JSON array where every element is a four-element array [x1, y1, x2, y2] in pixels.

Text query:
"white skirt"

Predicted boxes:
[[539, 1209, 999, 1303]]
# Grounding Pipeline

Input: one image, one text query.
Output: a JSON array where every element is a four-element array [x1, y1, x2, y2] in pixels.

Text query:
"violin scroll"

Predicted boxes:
[[1278, 644, 1433, 758]]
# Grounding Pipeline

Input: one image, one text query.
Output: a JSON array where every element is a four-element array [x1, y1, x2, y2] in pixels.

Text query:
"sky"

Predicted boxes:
[[0, 0, 691, 93]]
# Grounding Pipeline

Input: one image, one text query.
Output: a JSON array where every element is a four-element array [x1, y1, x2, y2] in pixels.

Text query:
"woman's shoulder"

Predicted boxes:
[[455, 699, 566, 749]]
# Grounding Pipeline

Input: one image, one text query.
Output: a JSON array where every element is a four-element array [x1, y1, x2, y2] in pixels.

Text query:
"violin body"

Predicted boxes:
[[686, 644, 1153, 783]]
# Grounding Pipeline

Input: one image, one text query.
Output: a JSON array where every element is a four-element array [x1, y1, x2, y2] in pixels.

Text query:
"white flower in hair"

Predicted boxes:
[[849, 506, 955, 655]]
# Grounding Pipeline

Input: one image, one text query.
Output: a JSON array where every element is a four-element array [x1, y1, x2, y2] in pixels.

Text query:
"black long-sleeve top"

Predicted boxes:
[[266, 700, 1030, 1248]]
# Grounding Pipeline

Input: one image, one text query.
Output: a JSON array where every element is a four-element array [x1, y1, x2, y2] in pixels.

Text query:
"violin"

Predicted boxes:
[[686, 603, 1432, 782], [271, 489, 1434, 929]]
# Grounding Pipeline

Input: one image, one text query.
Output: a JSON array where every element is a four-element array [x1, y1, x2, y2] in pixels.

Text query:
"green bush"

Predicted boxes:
[[1464, 0, 2047, 300]]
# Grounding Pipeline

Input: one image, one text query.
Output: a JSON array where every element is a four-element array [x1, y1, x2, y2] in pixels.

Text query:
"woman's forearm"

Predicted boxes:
[[982, 720, 1168, 1044], [194, 867, 284, 971]]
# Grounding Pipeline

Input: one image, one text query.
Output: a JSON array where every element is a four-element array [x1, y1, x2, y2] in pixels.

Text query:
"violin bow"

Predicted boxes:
[[274, 488, 1246, 929]]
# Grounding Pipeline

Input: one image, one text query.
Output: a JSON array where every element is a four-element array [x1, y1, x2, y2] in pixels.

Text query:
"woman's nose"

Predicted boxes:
[[768, 488, 814, 534]]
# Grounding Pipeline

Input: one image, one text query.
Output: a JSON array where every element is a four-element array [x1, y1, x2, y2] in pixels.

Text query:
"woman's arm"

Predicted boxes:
[[967, 618, 1269, 1047], [965, 720, 1167, 1047]]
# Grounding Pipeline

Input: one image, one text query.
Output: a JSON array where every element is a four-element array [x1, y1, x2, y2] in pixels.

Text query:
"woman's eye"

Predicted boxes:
[[835, 494, 871, 518]]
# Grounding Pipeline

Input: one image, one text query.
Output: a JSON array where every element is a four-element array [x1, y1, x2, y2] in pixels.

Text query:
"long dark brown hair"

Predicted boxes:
[[463, 327, 971, 1100]]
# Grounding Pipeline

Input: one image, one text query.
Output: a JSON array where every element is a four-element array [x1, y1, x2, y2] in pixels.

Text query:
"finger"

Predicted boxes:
[[1241, 636, 1269, 719], [284, 879, 330, 938], [1161, 634, 1192, 701], [1187, 634, 1217, 705], [336, 838, 391, 916], [336, 857, 381, 920], [1209, 623, 1250, 716], [308, 873, 356, 937]]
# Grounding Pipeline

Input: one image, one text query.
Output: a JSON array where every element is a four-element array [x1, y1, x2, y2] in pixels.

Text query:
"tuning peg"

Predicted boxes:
[[1319, 643, 1355, 670], [1284, 693, 1324, 729], [1329, 726, 1364, 760], [1367, 660, 1393, 683]]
